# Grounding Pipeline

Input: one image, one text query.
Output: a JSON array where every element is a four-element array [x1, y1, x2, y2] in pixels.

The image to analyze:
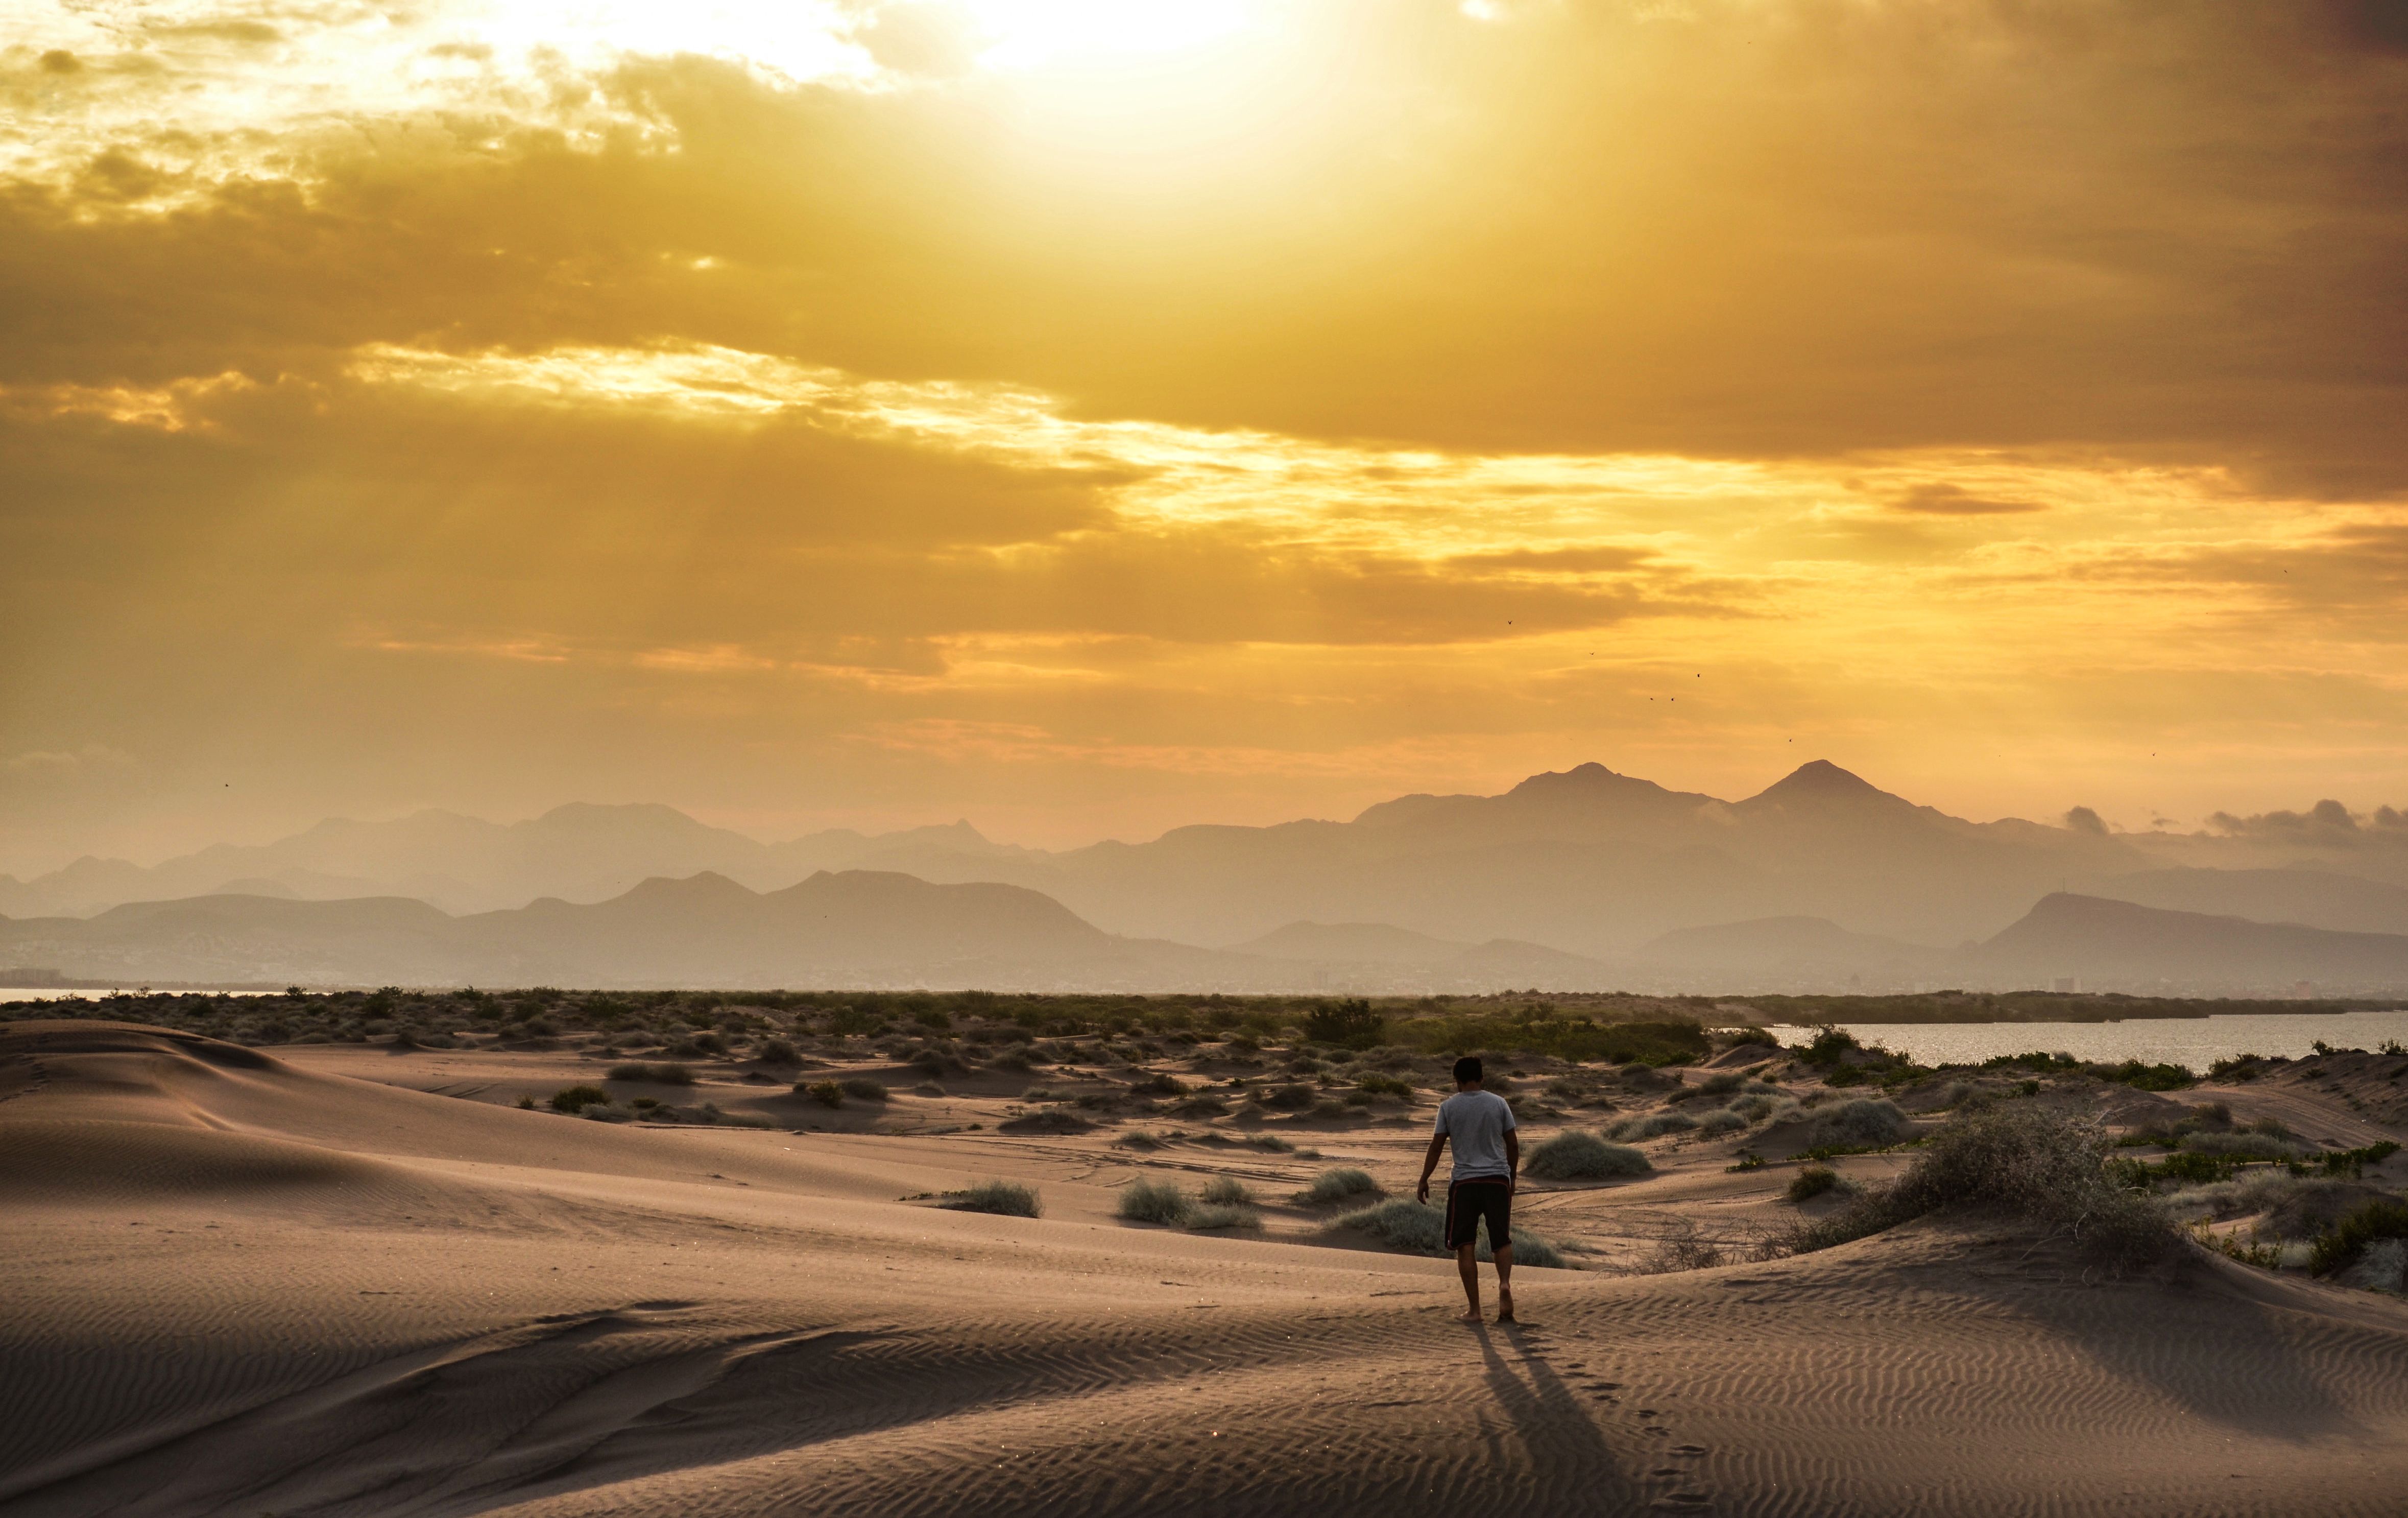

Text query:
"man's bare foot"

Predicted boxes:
[[1455, 1309, 1484, 1323], [1496, 1292, 1516, 1324]]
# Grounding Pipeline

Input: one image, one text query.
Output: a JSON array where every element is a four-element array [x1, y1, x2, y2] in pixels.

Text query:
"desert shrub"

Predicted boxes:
[[1700, 1071, 1747, 1095], [1120, 1179, 1192, 1225], [1608, 1110, 1698, 1142], [1788, 1165, 1842, 1202], [2315, 1140, 2402, 1178], [757, 1038, 801, 1066], [1723, 1094, 1775, 1122], [2181, 1131, 2307, 1161], [1526, 1131, 1651, 1181], [1356, 1073, 1414, 1098], [1306, 998, 1386, 1050], [1020, 1085, 1062, 1103], [1802, 1098, 1908, 1150], [1296, 1167, 1385, 1204], [1201, 1175, 1257, 1206], [998, 1108, 1095, 1134], [609, 1061, 696, 1085], [1187, 1203, 1262, 1230], [1129, 1071, 1189, 1096], [1173, 1095, 1231, 1118], [1792, 1105, 2177, 1274], [664, 1039, 708, 1060], [841, 1078, 890, 1102], [1242, 1133, 1294, 1153], [1799, 1026, 1862, 1066], [550, 1084, 611, 1113], [802, 1080, 845, 1107], [1332, 1199, 1561, 1265], [1633, 1218, 1726, 1273], [1312, 1098, 1350, 1119], [940, 1180, 1043, 1218], [1697, 1109, 1747, 1135], [2309, 1198, 2408, 1276], [1265, 1083, 1316, 1109]]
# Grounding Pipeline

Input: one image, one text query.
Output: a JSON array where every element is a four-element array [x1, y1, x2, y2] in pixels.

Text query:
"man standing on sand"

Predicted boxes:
[[1416, 1055, 1520, 1324]]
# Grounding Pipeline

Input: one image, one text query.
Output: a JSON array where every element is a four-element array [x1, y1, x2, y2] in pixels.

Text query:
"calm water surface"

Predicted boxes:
[[1775, 1011, 2408, 1069]]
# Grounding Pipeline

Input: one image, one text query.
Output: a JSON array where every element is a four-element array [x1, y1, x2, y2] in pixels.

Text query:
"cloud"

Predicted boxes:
[[1892, 483, 2044, 517]]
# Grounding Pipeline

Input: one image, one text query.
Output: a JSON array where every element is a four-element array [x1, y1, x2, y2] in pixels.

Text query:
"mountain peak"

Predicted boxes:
[[1743, 760, 1911, 809]]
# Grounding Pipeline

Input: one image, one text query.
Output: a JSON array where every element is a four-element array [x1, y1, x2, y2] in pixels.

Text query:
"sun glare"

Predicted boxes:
[[960, 0, 1260, 68]]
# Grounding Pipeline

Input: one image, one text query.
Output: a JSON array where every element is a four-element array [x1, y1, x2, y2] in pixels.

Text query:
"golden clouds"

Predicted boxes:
[[3, 1, 2406, 865]]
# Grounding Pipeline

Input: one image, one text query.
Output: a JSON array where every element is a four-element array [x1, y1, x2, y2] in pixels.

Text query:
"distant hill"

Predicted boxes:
[[12, 763, 2408, 983], [1964, 893, 2408, 994], [1636, 916, 1945, 989], [2082, 868, 2408, 937], [0, 808, 1031, 918], [1230, 921, 1470, 963], [0, 871, 1206, 991]]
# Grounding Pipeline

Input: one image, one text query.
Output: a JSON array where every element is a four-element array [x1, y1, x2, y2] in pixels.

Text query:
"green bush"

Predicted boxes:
[[1355, 1073, 1414, 1098], [2308, 1198, 2408, 1276], [1296, 1167, 1385, 1204], [1306, 999, 1386, 1050], [549, 1084, 610, 1113], [940, 1180, 1042, 1218], [1119, 1179, 1192, 1225], [1525, 1131, 1651, 1181], [1787, 1165, 1841, 1202]]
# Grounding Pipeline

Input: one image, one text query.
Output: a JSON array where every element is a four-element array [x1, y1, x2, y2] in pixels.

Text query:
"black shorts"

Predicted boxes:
[[1444, 1179, 1512, 1251]]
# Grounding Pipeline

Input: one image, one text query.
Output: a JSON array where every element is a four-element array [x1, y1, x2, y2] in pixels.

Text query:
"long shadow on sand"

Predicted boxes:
[[1469, 1324, 1647, 1510]]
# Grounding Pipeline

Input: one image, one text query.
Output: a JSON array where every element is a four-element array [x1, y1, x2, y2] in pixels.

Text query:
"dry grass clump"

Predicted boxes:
[[1295, 1167, 1385, 1205], [608, 1061, 696, 1085], [1331, 1198, 1564, 1267], [940, 1180, 1043, 1218], [1607, 1110, 1698, 1142], [1187, 1202, 1263, 1230], [1526, 1131, 1651, 1181], [800, 1080, 845, 1107], [1119, 1179, 1192, 1225], [841, 1077, 889, 1102], [1201, 1175, 1257, 1206], [1800, 1098, 1908, 1150], [549, 1084, 610, 1113], [1791, 1104, 2178, 1274], [1631, 1218, 1728, 1274], [999, 1107, 1095, 1134]]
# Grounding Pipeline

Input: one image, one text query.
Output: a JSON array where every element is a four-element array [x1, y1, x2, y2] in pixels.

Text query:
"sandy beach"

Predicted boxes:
[[4, 1016, 2405, 1516]]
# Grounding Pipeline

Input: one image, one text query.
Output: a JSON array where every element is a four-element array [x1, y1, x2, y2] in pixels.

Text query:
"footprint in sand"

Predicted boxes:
[[1649, 1492, 1713, 1510], [1670, 1444, 1707, 1457]]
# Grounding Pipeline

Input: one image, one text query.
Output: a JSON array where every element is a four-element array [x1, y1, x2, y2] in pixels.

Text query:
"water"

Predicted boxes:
[[1774, 1011, 2408, 1070]]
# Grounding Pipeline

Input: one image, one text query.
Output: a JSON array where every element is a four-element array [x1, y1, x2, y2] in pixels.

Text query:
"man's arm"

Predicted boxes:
[[1505, 1128, 1520, 1192], [1415, 1130, 1448, 1203]]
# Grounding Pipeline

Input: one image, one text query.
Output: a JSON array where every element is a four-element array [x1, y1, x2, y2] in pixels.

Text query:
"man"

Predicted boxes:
[[1416, 1055, 1520, 1324]]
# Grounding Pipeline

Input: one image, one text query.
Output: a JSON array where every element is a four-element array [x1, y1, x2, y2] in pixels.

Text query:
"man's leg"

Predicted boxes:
[[1455, 1244, 1482, 1321], [1492, 1242, 1515, 1323]]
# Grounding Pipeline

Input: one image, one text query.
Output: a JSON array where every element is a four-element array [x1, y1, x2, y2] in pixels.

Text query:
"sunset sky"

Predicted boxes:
[[5, 1, 2406, 872]]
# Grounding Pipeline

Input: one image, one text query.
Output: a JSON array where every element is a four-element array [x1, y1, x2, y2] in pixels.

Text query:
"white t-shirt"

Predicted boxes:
[[1433, 1089, 1517, 1184]]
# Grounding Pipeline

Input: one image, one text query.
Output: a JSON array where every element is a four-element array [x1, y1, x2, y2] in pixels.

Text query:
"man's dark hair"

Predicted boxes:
[[1452, 1056, 1483, 1086]]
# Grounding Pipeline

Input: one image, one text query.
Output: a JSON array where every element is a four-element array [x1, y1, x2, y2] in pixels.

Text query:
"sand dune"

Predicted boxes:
[[5, 1020, 2406, 1516]]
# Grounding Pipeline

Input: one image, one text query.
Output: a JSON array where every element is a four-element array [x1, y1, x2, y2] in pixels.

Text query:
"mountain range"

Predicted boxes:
[[6, 760, 2408, 993]]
